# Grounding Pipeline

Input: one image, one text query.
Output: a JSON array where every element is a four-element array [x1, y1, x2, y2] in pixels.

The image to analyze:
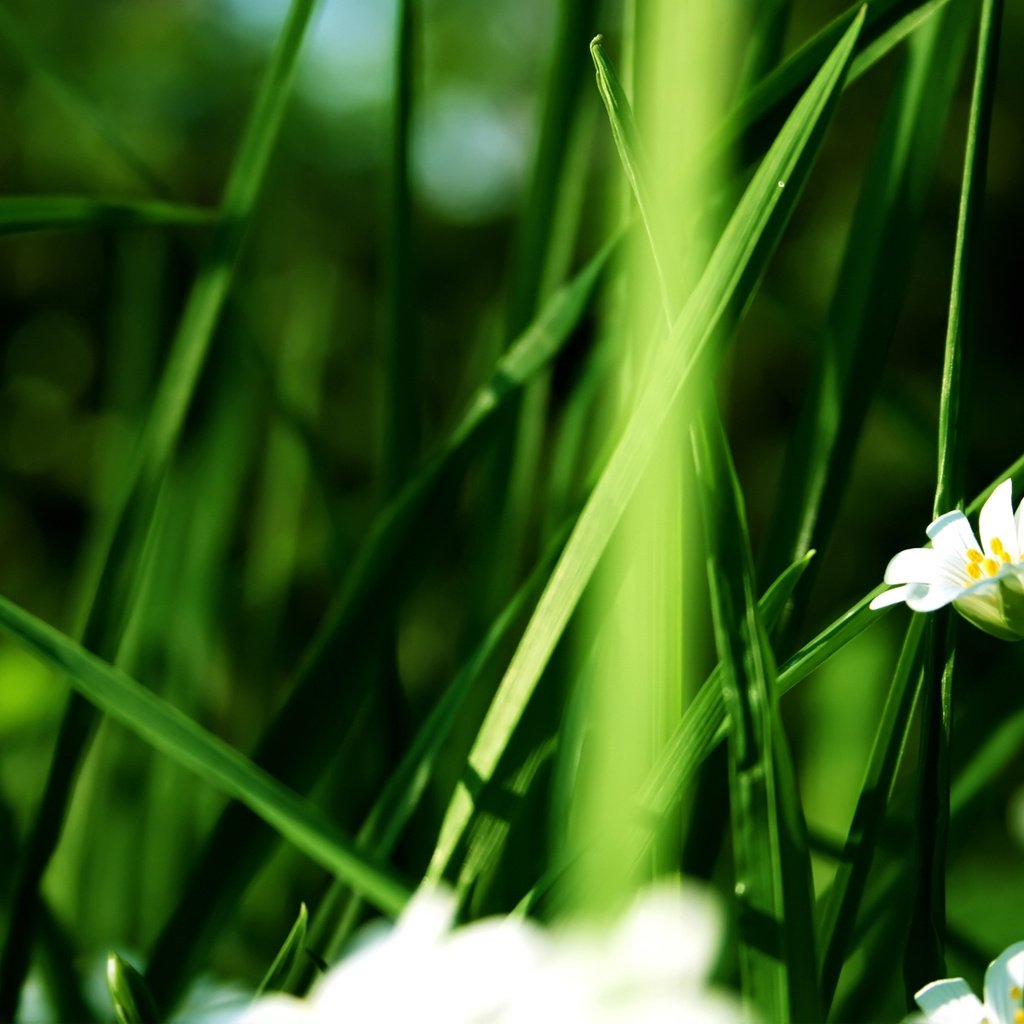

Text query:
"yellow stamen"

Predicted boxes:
[[984, 557, 1000, 576], [1014, 1009, 1024, 1024], [967, 563, 983, 581], [993, 538, 1012, 562], [968, 548, 984, 563], [1012, 984, 1022, 1000]]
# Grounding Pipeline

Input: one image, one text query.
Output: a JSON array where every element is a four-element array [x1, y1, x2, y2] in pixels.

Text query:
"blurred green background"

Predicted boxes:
[[1, 0, 1024, 1014]]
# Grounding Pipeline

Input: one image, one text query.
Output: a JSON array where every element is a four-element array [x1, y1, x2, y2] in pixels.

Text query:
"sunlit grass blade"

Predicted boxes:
[[255, 904, 308, 997], [0, 593, 411, 917], [491, 548, 816, 921], [0, 1, 321, 1013], [106, 954, 160, 1024], [905, 0, 1002, 992], [694, 414, 819, 1022], [0, 197, 218, 235], [142, 237, 616, 1009], [425, 10, 865, 887], [759, 0, 973, 638], [717, 0, 955, 167], [0, 5, 168, 195]]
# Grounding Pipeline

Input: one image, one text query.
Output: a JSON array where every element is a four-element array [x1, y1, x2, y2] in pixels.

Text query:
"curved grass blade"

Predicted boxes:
[[905, 0, 1003, 993], [0, 197, 218, 236], [0, 593, 411, 917], [142, 237, 617, 1009], [256, 904, 308, 997], [426, 10, 866, 887], [0, 2, 321, 1013]]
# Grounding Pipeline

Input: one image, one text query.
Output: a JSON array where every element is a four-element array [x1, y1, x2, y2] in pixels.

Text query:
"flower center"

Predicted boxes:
[[1012, 983, 1024, 1024], [965, 537, 1014, 580]]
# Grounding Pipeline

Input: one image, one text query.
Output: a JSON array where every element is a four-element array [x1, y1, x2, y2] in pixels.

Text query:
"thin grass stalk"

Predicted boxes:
[[384, 0, 418, 492], [904, 0, 1003, 994]]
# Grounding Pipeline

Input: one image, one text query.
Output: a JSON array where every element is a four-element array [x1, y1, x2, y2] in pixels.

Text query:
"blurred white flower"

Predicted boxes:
[[239, 883, 747, 1023], [870, 480, 1024, 640], [915, 940, 1024, 1024]]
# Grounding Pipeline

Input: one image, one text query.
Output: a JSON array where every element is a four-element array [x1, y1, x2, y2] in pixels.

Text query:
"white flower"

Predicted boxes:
[[869, 479, 1024, 640], [238, 883, 747, 1024], [915, 940, 1024, 1023]]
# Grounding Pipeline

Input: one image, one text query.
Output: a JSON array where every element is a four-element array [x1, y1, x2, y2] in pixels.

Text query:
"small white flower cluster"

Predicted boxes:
[[239, 883, 747, 1024], [871, 480, 1024, 640], [916, 941, 1024, 1024]]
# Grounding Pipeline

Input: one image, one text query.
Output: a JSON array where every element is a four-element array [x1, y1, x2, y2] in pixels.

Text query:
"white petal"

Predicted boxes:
[[914, 978, 987, 1023], [927, 511, 980, 558], [884, 548, 941, 585], [870, 585, 912, 610], [1015, 495, 1024, 554], [905, 582, 961, 612], [983, 939, 1024, 1024], [980, 479, 1020, 561]]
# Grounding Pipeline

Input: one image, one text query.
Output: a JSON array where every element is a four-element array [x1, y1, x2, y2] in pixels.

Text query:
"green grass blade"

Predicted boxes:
[[142, 238, 616, 1009], [0, 594, 411, 917], [383, 0, 419, 492], [255, 904, 308, 997], [106, 954, 160, 1024], [0, 1, 321, 1013], [694, 415, 819, 1022], [818, 616, 926, 1011], [759, 0, 973, 632], [905, 0, 1003, 991], [717, 0, 954, 168], [0, 197, 217, 235], [635, 454, 1024, 835], [307, 520, 570, 965], [425, 10, 865, 887]]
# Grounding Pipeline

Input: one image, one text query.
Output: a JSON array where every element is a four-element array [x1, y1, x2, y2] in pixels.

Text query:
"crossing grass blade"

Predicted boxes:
[[0, 197, 217, 235], [142, 237, 617, 1009], [425, 10, 866, 888], [695, 412, 820, 1022], [0, 593, 412, 917], [905, 0, 1003, 993], [106, 953, 161, 1024], [0, 1, 321, 1014]]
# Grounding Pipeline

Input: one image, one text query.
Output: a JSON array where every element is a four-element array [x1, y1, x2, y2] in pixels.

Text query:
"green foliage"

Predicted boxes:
[[0, 0, 1019, 1021]]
